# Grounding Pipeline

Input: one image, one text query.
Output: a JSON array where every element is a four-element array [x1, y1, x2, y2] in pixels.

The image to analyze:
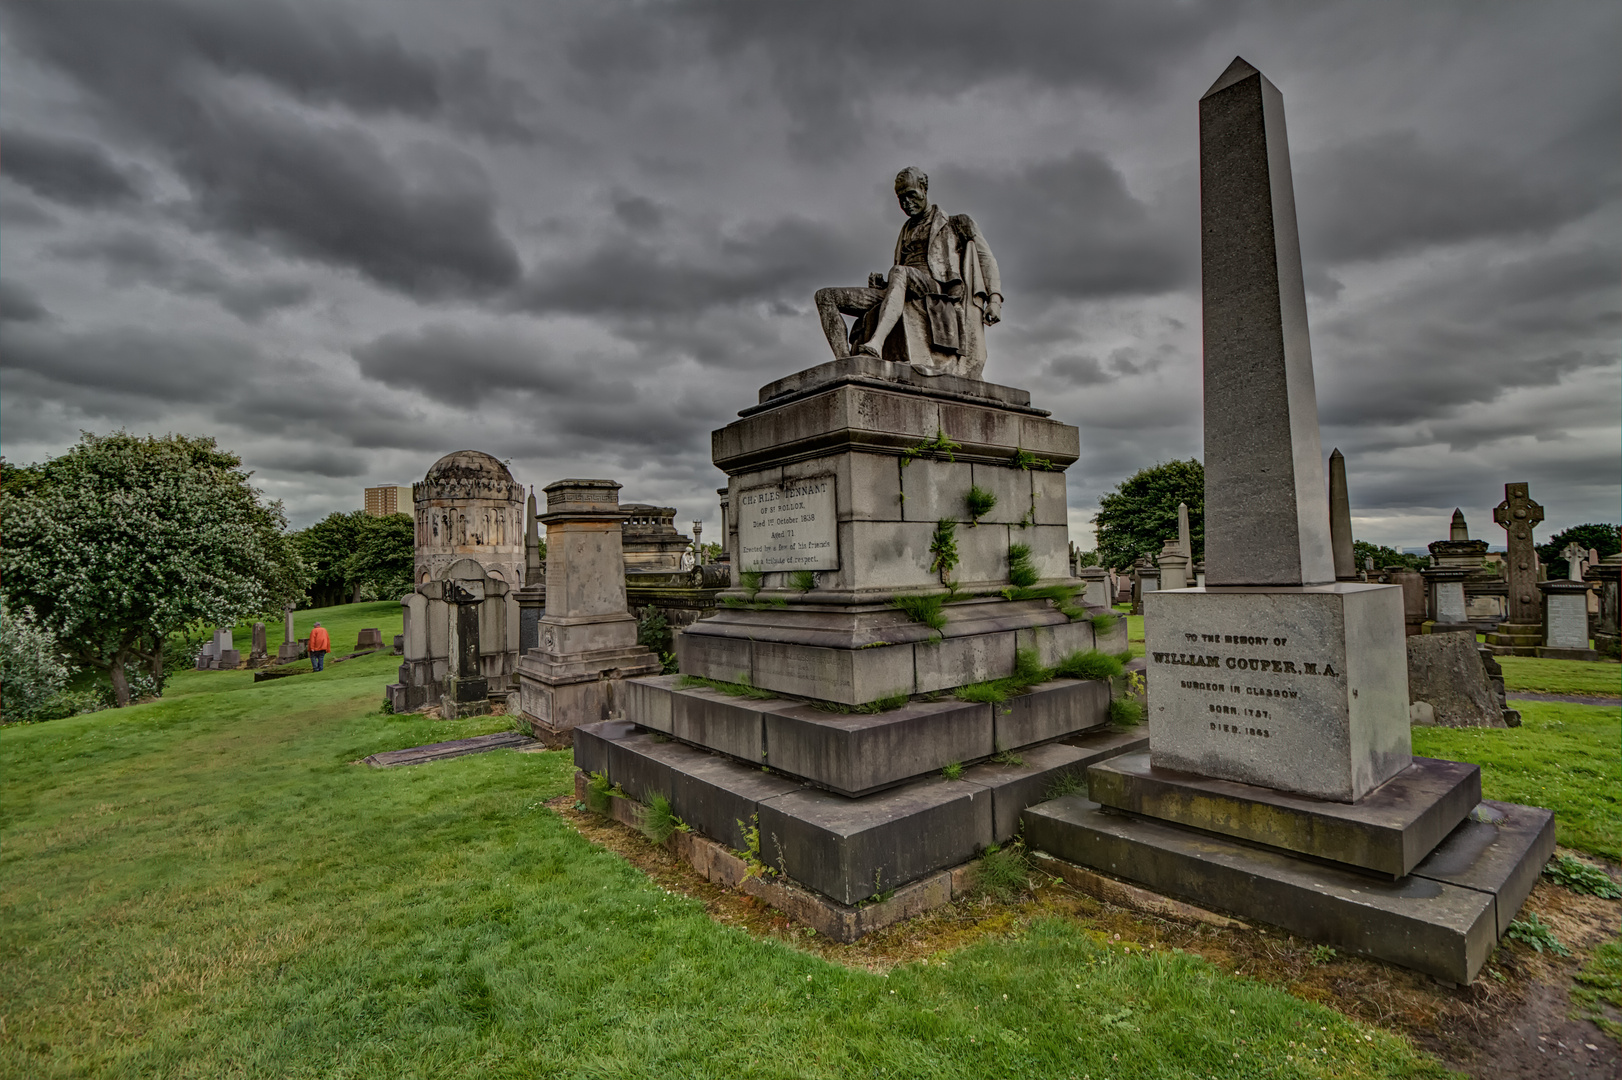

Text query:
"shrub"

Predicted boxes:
[[0, 603, 71, 722]]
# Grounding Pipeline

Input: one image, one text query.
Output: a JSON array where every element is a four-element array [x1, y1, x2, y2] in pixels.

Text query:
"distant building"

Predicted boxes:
[[364, 485, 413, 517]]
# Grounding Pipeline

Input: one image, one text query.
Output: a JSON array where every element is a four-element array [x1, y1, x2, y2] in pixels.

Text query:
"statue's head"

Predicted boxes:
[[894, 166, 928, 217]]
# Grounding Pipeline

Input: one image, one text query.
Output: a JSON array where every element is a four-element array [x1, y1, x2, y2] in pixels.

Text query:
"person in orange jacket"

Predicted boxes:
[[308, 622, 331, 672]]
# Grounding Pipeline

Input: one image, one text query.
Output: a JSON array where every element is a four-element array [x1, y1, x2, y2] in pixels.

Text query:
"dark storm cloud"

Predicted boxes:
[[1, 128, 142, 207], [0, 321, 249, 403], [513, 210, 865, 318], [353, 323, 626, 407], [4, 0, 525, 299], [0, 281, 47, 323], [940, 153, 1192, 301], [1299, 130, 1612, 263], [673, 0, 1237, 153], [49, 232, 313, 321]]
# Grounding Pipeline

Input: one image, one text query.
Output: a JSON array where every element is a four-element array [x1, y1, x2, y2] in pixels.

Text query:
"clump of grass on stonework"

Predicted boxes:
[[941, 761, 965, 781], [1044, 770, 1086, 800], [1053, 649, 1124, 681], [676, 673, 776, 700], [954, 648, 1048, 704], [1543, 853, 1622, 898], [1090, 612, 1119, 634], [811, 690, 911, 715], [929, 518, 959, 579], [894, 593, 947, 639], [1508, 913, 1571, 956], [585, 771, 613, 814], [1007, 543, 1039, 588], [740, 569, 763, 599], [1109, 696, 1144, 727], [641, 792, 684, 844], [964, 485, 997, 525], [788, 570, 817, 593], [991, 748, 1025, 768], [976, 842, 1030, 900]]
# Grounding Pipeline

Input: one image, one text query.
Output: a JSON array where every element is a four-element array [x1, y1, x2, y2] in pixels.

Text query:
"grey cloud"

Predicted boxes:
[[0, 321, 249, 403], [0, 281, 47, 322], [940, 152, 1192, 302], [1, 128, 143, 207], [1299, 130, 1611, 263], [49, 231, 313, 321], [352, 323, 623, 407], [5, 0, 525, 299], [1045, 355, 1111, 387]]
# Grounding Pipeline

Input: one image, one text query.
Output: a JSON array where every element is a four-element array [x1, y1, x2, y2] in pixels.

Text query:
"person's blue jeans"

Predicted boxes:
[[311, 650, 327, 672]]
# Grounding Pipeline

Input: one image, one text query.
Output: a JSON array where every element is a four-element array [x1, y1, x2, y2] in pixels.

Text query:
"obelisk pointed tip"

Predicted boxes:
[[1330, 448, 1343, 460], [1203, 56, 1261, 100]]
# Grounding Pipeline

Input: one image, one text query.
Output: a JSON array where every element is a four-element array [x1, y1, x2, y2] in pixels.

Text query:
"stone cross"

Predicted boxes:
[[1562, 542, 1588, 582], [1199, 57, 1334, 587], [1492, 482, 1545, 624], [1327, 448, 1355, 581]]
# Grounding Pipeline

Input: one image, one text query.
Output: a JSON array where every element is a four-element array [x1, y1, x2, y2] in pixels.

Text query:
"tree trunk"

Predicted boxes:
[[149, 636, 165, 694], [109, 647, 133, 707]]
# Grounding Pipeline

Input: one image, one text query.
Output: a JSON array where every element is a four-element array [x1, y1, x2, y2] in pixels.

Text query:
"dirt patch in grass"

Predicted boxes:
[[553, 794, 1622, 1078]]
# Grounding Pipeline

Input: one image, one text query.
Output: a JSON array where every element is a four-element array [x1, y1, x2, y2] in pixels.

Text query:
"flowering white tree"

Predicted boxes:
[[1, 433, 306, 706], [0, 603, 71, 721]]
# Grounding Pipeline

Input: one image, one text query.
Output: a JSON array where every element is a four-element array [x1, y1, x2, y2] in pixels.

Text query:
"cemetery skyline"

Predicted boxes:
[[1, 1, 1616, 547]]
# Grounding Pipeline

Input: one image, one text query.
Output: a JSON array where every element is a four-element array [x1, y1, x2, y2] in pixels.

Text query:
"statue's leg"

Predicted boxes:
[[814, 287, 880, 358], [853, 268, 913, 358]]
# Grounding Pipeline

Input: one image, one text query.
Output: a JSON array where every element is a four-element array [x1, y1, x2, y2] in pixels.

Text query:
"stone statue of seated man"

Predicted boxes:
[[815, 166, 1002, 380]]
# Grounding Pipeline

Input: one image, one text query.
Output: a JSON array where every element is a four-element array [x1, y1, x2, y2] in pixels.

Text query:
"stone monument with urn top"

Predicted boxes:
[[1021, 57, 1553, 985]]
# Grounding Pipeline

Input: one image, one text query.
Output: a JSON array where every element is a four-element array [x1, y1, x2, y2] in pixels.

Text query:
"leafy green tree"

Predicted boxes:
[[296, 511, 368, 607], [1352, 540, 1428, 572], [0, 432, 307, 706], [347, 513, 416, 601], [1537, 523, 1620, 579], [1093, 459, 1203, 571]]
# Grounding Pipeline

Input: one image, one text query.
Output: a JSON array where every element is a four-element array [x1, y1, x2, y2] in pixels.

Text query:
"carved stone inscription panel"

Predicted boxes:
[[738, 476, 839, 572], [1143, 585, 1411, 802]]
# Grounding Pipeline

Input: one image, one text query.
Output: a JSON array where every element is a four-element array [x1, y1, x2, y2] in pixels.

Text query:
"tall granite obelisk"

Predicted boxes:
[[1143, 57, 1410, 802], [1328, 449, 1356, 581]]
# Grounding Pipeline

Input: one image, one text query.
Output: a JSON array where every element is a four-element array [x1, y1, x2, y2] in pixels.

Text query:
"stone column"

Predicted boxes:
[[1199, 58, 1333, 588], [1157, 538, 1189, 591], [516, 479, 661, 744], [1327, 448, 1356, 581], [278, 602, 302, 662]]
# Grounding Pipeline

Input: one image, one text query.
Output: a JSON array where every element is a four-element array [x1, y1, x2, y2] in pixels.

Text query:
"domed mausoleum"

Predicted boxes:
[[413, 450, 525, 586]]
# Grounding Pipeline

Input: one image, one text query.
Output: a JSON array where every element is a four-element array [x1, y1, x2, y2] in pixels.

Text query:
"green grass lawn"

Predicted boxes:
[[2, 635, 1447, 1077], [1412, 701, 1622, 861], [1497, 655, 1621, 697]]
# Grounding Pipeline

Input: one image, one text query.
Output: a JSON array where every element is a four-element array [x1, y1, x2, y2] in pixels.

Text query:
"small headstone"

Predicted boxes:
[[251, 622, 267, 659], [356, 627, 384, 650]]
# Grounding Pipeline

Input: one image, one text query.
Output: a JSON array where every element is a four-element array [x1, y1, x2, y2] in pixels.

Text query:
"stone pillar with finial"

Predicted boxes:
[[516, 486, 547, 656]]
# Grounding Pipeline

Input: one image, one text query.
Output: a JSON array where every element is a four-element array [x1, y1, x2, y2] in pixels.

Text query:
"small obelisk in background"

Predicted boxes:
[[1328, 449, 1356, 581]]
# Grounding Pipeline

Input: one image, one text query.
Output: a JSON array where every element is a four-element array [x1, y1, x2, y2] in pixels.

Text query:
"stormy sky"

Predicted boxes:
[[2, 0, 1617, 550]]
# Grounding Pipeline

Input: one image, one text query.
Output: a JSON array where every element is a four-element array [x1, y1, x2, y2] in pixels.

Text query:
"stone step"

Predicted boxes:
[[573, 719, 1148, 907], [1086, 753, 1481, 878], [622, 674, 1113, 796], [1020, 796, 1553, 984]]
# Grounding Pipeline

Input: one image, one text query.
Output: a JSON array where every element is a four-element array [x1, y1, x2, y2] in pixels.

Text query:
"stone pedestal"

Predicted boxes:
[[1144, 583, 1411, 802], [1536, 579, 1597, 660], [277, 604, 303, 662], [1585, 552, 1620, 658], [1422, 566, 1474, 635], [1158, 543, 1190, 592], [518, 480, 661, 744], [1077, 565, 1111, 608], [1389, 570, 1427, 637]]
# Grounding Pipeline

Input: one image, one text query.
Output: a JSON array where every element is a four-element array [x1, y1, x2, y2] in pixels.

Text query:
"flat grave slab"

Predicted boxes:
[[1410, 799, 1555, 938], [364, 731, 536, 768], [764, 698, 994, 796], [1086, 753, 1480, 878]]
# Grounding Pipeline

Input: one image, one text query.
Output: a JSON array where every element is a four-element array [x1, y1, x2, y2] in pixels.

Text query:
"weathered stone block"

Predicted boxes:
[[963, 741, 1096, 842], [620, 675, 676, 733], [1030, 469, 1068, 526], [759, 778, 993, 905], [763, 698, 994, 796], [994, 679, 1110, 751], [1144, 583, 1411, 802], [1013, 619, 1096, 668], [1407, 633, 1505, 728], [913, 630, 1016, 694], [1022, 796, 1501, 984], [1412, 800, 1555, 938], [672, 685, 773, 763], [967, 462, 1033, 525], [898, 457, 974, 524], [1086, 753, 1480, 878]]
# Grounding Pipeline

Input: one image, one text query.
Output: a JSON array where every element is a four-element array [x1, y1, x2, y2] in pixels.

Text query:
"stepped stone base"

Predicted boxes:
[[575, 717, 1145, 910], [1536, 645, 1600, 661], [1484, 622, 1542, 657], [1022, 796, 1553, 983], [1087, 753, 1481, 878]]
